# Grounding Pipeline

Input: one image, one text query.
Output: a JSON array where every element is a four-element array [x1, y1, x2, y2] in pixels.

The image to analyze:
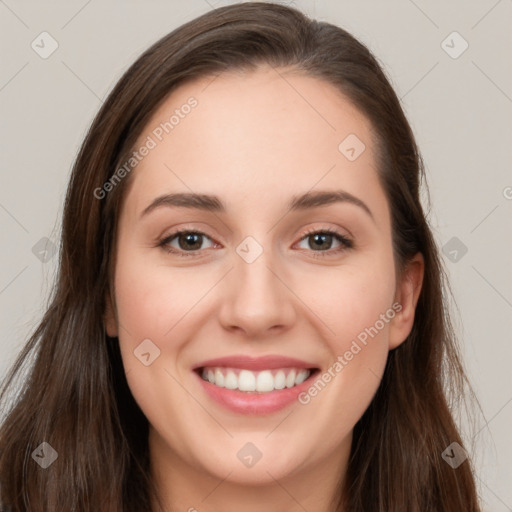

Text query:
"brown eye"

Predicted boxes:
[[159, 230, 215, 256], [307, 233, 335, 251], [176, 232, 204, 251], [296, 228, 353, 256]]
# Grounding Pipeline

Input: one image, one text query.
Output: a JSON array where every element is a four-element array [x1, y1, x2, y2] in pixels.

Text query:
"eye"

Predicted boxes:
[[295, 227, 353, 258], [157, 227, 353, 259], [158, 229, 216, 257]]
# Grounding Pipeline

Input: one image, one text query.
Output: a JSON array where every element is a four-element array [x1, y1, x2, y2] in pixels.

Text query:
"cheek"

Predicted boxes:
[[112, 249, 229, 393], [111, 251, 183, 383], [112, 253, 203, 431], [113, 250, 210, 341], [298, 250, 396, 346], [294, 253, 395, 426]]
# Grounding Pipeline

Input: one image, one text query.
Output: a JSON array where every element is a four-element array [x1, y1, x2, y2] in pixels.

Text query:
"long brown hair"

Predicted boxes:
[[0, 3, 481, 511]]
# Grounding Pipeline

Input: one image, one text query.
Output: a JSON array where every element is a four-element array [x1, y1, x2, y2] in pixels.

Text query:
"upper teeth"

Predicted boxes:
[[201, 367, 311, 393]]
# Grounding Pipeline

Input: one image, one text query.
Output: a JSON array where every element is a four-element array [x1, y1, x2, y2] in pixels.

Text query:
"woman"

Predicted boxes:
[[0, 3, 481, 511]]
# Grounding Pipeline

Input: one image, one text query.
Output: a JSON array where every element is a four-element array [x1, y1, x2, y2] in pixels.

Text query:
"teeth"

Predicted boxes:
[[239, 370, 256, 391], [214, 368, 224, 387], [256, 370, 274, 392], [285, 369, 296, 388], [295, 370, 308, 385], [274, 370, 286, 390], [200, 367, 311, 393], [224, 371, 237, 390]]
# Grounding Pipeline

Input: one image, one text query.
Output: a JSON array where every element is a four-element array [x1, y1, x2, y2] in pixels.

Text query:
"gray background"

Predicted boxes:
[[1, 0, 511, 509]]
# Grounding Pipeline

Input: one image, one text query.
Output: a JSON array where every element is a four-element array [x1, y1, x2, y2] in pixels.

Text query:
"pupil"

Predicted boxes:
[[180, 233, 201, 250], [312, 233, 331, 250]]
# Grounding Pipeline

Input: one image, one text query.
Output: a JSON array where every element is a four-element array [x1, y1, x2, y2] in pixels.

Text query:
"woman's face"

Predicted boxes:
[[105, 66, 422, 492]]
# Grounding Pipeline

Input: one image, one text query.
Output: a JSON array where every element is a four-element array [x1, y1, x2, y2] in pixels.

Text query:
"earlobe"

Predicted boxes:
[[104, 292, 118, 338], [388, 252, 425, 350]]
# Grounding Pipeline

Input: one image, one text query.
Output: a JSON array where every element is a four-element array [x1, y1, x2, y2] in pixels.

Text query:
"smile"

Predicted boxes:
[[199, 367, 312, 393], [192, 355, 320, 414]]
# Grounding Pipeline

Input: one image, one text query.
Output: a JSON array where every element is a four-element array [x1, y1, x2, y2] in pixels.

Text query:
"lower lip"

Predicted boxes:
[[193, 369, 317, 415]]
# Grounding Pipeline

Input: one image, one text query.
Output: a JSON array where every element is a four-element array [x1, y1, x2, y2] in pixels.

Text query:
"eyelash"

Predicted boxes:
[[157, 227, 353, 259]]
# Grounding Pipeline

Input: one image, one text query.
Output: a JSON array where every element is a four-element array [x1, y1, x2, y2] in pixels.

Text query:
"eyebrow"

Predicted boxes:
[[140, 190, 374, 221]]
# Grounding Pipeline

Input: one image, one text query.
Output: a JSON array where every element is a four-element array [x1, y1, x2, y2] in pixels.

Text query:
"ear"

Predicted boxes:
[[388, 252, 424, 350], [104, 291, 118, 338]]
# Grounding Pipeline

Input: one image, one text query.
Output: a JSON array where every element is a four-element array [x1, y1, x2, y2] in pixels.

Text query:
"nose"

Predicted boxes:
[[217, 243, 297, 338]]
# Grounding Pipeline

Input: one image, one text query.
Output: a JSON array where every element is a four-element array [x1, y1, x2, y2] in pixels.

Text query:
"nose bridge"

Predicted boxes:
[[218, 233, 295, 335], [235, 234, 283, 306]]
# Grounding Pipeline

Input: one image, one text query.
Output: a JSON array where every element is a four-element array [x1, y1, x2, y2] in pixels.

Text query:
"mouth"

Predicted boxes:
[[191, 355, 320, 414], [194, 366, 319, 393]]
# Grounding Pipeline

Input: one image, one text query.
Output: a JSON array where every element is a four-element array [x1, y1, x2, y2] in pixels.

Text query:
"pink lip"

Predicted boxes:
[[192, 354, 316, 372], [192, 355, 319, 415]]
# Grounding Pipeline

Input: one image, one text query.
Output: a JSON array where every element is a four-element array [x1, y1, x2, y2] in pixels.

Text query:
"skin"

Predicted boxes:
[[104, 65, 424, 512]]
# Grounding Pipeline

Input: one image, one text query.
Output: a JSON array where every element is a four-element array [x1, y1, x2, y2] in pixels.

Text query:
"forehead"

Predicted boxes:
[[123, 65, 381, 217], [137, 65, 374, 156]]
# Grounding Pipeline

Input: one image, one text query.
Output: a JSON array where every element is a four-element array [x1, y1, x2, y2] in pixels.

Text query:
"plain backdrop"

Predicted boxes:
[[1, 1, 511, 510]]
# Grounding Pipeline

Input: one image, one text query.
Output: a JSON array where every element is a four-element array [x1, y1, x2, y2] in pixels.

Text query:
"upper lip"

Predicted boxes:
[[192, 355, 318, 372]]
